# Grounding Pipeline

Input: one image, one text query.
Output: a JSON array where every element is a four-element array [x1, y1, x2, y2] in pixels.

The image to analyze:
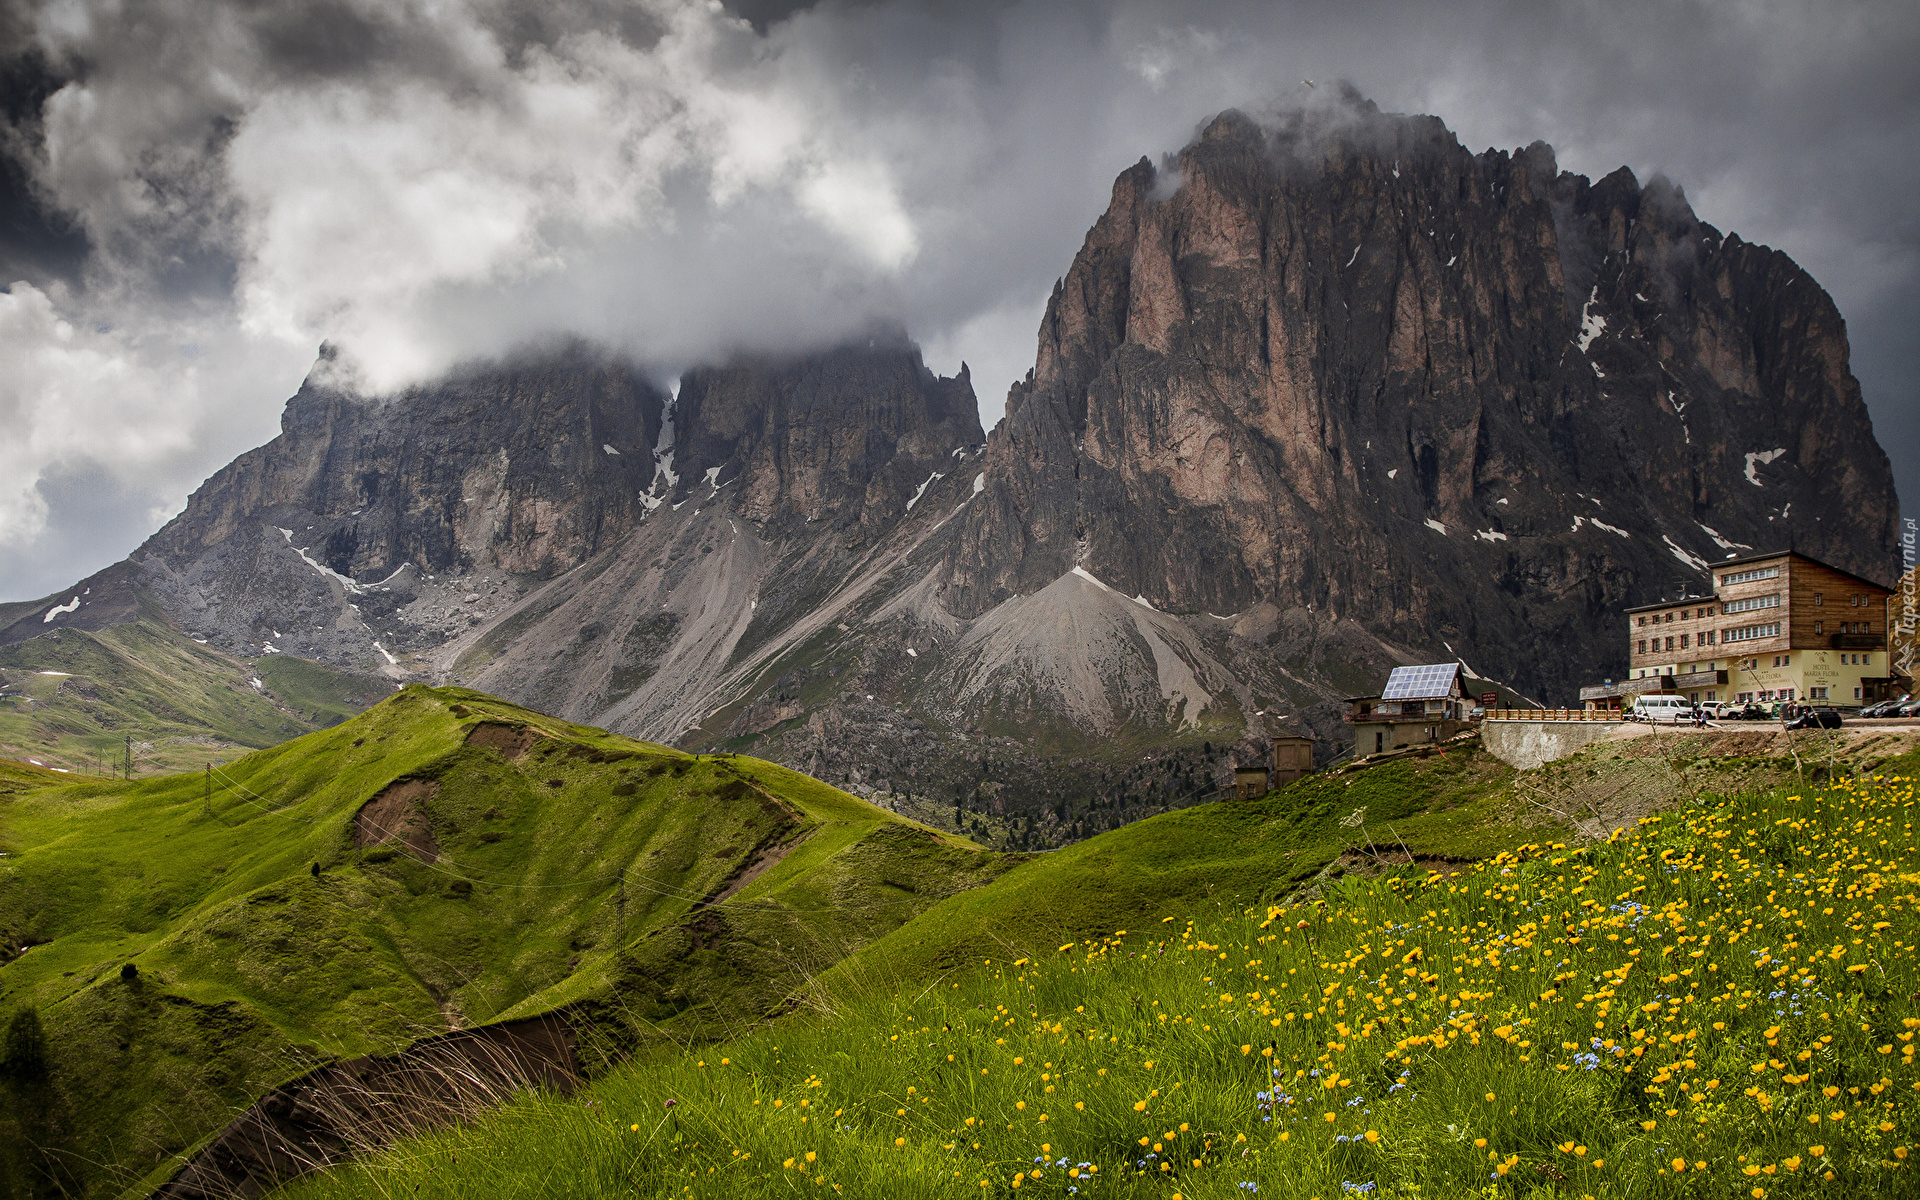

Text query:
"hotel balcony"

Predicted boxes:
[[1579, 669, 1727, 704]]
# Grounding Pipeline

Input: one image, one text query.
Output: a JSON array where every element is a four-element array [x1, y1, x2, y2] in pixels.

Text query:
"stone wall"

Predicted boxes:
[[1482, 719, 1627, 770]]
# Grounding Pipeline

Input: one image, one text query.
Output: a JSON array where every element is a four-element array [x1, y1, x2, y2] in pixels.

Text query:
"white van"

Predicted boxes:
[[1630, 695, 1696, 724]]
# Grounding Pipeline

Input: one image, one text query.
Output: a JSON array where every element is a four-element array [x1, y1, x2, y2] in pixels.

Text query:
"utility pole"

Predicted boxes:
[[124, 735, 133, 781]]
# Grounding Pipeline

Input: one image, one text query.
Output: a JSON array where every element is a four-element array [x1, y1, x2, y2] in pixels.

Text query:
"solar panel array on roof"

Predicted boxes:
[[1380, 663, 1460, 701]]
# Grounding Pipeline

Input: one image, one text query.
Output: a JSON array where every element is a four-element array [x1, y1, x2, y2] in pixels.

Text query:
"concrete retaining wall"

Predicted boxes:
[[1481, 719, 1626, 770]]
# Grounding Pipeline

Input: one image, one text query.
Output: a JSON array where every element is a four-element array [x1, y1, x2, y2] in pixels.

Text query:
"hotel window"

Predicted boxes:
[[1680, 633, 1689, 648], [1814, 594, 1824, 606], [1810, 687, 1829, 700], [1703, 630, 1715, 644], [1814, 621, 1823, 634], [1637, 639, 1647, 653], [1665, 636, 1674, 651]]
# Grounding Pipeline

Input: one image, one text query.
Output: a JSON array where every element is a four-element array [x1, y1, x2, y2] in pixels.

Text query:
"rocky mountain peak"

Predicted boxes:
[[669, 331, 982, 530], [943, 98, 1898, 705], [148, 342, 669, 586]]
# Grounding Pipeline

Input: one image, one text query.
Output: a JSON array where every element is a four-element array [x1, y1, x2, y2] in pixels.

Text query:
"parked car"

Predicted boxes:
[[1630, 695, 1697, 724], [1864, 694, 1913, 718], [1786, 709, 1844, 730]]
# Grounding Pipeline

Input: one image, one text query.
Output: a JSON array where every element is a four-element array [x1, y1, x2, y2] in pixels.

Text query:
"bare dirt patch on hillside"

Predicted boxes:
[[354, 779, 441, 862], [465, 721, 535, 758]]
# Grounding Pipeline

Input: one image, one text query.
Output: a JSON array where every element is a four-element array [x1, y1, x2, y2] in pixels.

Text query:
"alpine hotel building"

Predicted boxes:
[[1580, 550, 1896, 709]]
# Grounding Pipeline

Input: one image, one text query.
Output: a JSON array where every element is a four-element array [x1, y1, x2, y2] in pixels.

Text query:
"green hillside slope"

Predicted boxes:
[[826, 727, 1920, 998], [274, 767, 1920, 1200], [0, 686, 1011, 1198], [0, 620, 388, 776], [0, 756, 65, 801], [829, 738, 1552, 993]]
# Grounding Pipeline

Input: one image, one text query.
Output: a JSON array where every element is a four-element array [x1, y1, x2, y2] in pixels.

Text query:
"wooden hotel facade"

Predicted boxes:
[[1581, 551, 1896, 709]]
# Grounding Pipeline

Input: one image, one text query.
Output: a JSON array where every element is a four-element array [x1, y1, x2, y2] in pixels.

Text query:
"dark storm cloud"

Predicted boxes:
[[0, 0, 1914, 602]]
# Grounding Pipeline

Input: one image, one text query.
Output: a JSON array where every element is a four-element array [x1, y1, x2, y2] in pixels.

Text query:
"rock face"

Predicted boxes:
[[941, 94, 1898, 705], [671, 332, 983, 530], [155, 343, 668, 583], [97, 344, 669, 667], [444, 337, 985, 733], [4, 93, 1900, 843]]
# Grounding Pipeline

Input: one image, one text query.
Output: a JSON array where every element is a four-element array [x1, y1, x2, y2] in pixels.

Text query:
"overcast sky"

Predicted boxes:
[[1, 0, 1914, 602]]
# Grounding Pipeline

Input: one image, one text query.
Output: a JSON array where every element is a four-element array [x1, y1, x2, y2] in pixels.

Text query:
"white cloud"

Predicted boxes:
[[0, 281, 149, 544], [0, 280, 310, 556]]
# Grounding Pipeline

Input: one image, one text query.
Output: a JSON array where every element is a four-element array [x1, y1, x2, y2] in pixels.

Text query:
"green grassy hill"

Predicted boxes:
[[0, 686, 1010, 1198], [271, 761, 1920, 1199], [829, 738, 1554, 992], [0, 620, 389, 777], [0, 757, 65, 800]]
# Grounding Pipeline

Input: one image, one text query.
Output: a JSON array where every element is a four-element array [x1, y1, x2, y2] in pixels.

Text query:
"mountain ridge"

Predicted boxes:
[[0, 93, 1900, 831]]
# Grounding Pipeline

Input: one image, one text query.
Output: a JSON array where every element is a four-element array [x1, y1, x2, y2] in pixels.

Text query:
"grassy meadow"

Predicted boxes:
[[0, 620, 388, 776], [277, 768, 1920, 1199]]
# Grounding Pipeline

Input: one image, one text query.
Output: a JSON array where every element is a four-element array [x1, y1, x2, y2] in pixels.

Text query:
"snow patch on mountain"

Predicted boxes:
[[1744, 448, 1786, 485], [1663, 535, 1711, 572], [1576, 286, 1606, 352], [906, 470, 944, 511], [1699, 523, 1753, 551]]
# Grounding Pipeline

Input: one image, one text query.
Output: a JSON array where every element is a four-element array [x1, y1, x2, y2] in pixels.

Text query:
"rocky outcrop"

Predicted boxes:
[[50, 343, 674, 670], [669, 332, 983, 530], [938, 92, 1898, 705], [427, 338, 985, 738], [152, 342, 667, 584]]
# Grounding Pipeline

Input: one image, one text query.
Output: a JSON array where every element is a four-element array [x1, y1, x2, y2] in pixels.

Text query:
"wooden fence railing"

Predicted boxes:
[[1484, 709, 1622, 722]]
